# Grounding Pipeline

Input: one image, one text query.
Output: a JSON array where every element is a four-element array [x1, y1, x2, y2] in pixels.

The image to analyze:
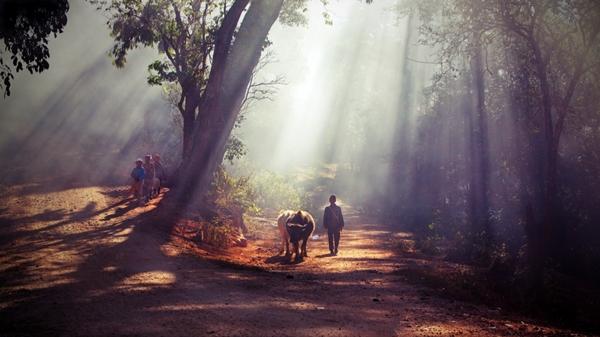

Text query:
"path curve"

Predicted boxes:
[[0, 185, 590, 337]]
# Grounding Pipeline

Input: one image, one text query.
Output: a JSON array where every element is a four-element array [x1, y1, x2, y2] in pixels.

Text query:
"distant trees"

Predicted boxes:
[[0, 0, 69, 97], [401, 0, 600, 288], [403, 0, 496, 259]]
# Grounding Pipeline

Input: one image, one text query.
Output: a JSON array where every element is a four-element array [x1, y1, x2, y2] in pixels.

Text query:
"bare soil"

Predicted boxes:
[[0, 184, 594, 337]]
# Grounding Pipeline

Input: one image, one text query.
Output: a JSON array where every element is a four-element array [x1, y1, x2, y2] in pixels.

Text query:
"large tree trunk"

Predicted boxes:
[[473, 40, 491, 250], [528, 35, 560, 285], [466, 29, 492, 260], [181, 93, 197, 160], [499, 5, 554, 284], [176, 0, 284, 204], [531, 40, 556, 250]]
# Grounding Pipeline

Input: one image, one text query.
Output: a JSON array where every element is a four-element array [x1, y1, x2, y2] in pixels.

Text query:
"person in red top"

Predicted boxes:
[[323, 194, 344, 255]]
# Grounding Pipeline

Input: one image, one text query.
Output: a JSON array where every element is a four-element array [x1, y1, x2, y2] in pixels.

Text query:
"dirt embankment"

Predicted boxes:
[[0, 184, 594, 337]]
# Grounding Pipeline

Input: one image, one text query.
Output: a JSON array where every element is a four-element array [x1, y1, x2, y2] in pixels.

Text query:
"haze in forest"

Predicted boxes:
[[0, 0, 427, 189], [2, 0, 600, 334]]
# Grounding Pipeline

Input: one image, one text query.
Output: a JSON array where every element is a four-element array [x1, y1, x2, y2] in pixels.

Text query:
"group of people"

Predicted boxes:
[[129, 154, 167, 205]]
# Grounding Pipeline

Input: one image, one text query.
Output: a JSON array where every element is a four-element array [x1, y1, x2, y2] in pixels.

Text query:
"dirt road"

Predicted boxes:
[[0, 184, 591, 336]]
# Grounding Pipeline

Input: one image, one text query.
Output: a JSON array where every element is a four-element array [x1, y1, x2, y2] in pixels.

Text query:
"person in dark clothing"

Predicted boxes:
[[323, 195, 344, 255]]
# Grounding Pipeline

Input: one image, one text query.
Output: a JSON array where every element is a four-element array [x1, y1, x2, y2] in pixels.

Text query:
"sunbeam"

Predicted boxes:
[[2, 1, 600, 336]]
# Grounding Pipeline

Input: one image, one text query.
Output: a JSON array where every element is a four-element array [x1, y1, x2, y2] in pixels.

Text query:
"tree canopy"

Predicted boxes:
[[0, 0, 69, 97], [98, 0, 305, 159]]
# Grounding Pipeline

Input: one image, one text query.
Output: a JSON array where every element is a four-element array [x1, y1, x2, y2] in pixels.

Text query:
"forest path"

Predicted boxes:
[[0, 185, 589, 337]]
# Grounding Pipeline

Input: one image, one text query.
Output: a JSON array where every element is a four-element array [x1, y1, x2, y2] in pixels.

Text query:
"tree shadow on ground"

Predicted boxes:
[[0, 195, 141, 246], [264, 253, 305, 265], [315, 253, 334, 258], [101, 200, 140, 221], [1, 186, 597, 337]]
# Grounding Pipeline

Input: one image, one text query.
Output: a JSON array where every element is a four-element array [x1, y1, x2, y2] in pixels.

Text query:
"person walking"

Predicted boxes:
[[153, 153, 167, 188], [129, 158, 145, 205], [323, 194, 344, 255], [142, 154, 155, 202]]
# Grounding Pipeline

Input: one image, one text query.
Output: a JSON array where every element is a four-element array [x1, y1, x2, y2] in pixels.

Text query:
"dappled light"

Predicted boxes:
[[2, 0, 600, 336], [119, 271, 177, 291]]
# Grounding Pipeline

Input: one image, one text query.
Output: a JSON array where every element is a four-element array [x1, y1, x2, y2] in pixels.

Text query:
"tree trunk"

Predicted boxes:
[[474, 39, 491, 250], [527, 36, 559, 281], [182, 94, 196, 160], [176, 0, 284, 204], [467, 29, 491, 260], [519, 32, 559, 294]]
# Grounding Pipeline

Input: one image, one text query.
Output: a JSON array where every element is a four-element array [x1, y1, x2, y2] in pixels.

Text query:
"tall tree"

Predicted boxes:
[[405, 0, 494, 256], [100, 0, 294, 163], [468, 4, 492, 257], [406, 0, 600, 285], [496, 0, 600, 269], [99, 0, 298, 202], [101, 0, 227, 159], [177, 0, 284, 203]]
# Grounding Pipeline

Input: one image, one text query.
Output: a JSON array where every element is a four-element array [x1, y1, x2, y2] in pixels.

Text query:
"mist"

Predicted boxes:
[[0, 0, 433, 208], [2, 1, 600, 335], [0, 1, 173, 185]]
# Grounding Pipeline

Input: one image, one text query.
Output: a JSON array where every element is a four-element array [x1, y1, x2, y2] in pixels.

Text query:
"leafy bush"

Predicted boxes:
[[201, 217, 240, 249], [250, 170, 311, 212], [415, 224, 443, 255], [210, 166, 260, 216], [185, 166, 257, 249]]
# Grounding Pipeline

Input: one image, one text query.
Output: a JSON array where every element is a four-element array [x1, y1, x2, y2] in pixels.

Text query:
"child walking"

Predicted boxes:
[[130, 158, 145, 205]]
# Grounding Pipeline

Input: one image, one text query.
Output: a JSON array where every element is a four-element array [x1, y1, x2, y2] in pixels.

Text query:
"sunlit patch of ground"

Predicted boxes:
[[174, 207, 404, 276], [0, 184, 594, 337], [118, 271, 177, 292], [0, 184, 163, 297]]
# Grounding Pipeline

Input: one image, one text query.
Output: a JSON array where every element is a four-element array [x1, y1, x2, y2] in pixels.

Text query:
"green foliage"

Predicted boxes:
[[211, 166, 259, 216], [202, 217, 239, 249], [205, 167, 313, 244], [413, 208, 443, 255], [224, 136, 247, 164], [147, 59, 176, 86], [96, 0, 228, 129], [102, 0, 221, 81], [193, 166, 261, 248], [0, 0, 69, 96], [100, 0, 284, 162], [396, 0, 600, 273], [250, 171, 311, 212], [279, 0, 309, 26], [415, 234, 442, 255], [279, 0, 337, 27]]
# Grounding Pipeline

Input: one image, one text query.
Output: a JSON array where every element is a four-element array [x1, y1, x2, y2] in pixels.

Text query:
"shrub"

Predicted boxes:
[[250, 170, 311, 212], [210, 166, 260, 216]]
